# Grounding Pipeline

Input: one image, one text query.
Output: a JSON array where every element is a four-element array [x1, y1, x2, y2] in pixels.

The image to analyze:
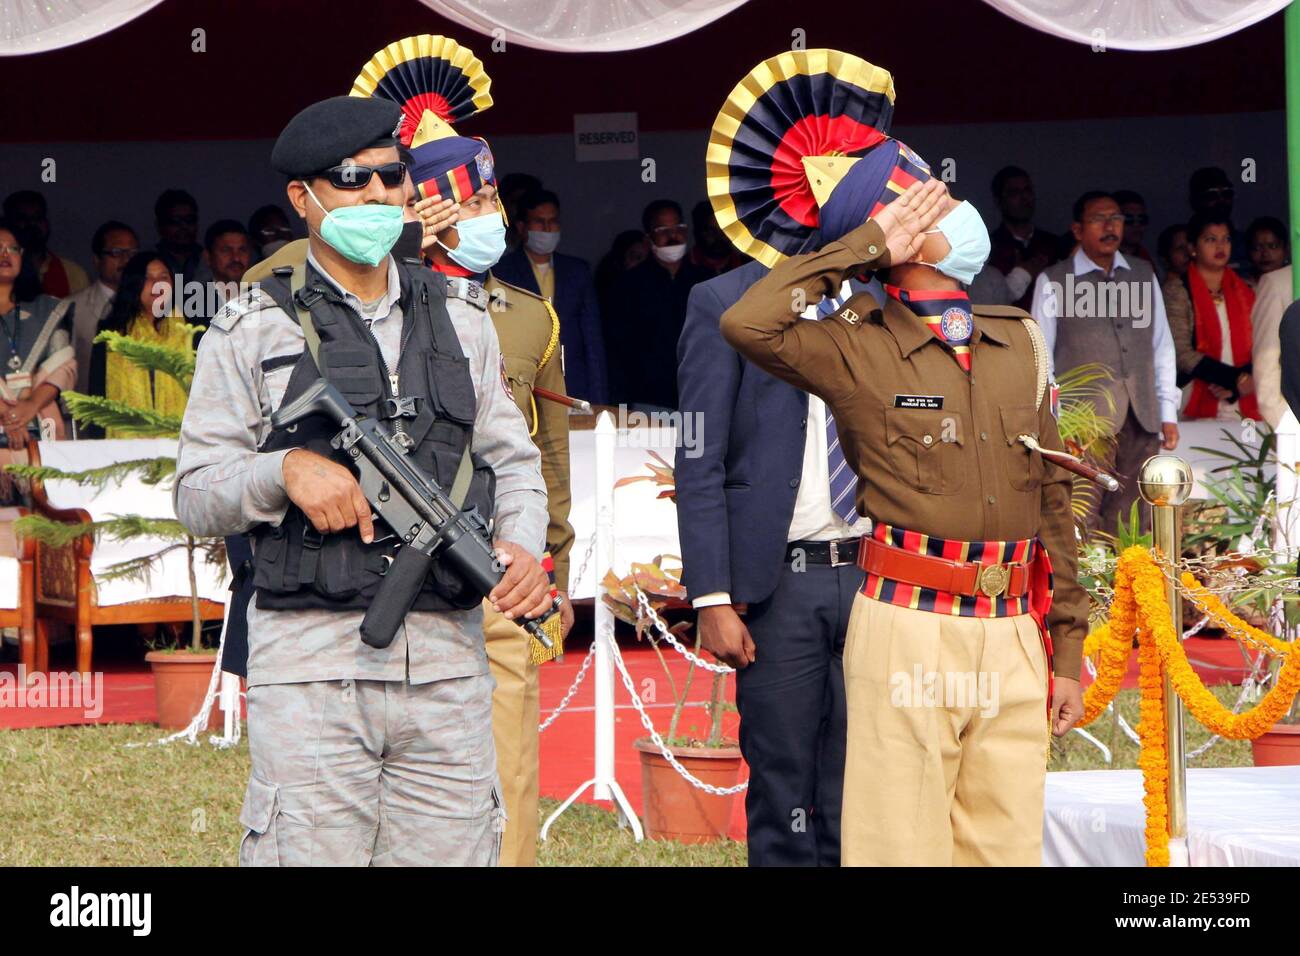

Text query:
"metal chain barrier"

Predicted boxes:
[[538, 639, 596, 734], [633, 585, 734, 674], [534, 533, 599, 735], [605, 624, 747, 795]]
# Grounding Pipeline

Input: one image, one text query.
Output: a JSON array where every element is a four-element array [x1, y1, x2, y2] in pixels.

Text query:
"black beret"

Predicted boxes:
[[271, 96, 403, 179]]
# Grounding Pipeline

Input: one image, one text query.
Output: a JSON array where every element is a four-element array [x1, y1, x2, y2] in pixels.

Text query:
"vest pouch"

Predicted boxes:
[[427, 353, 477, 425], [320, 342, 385, 407], [251, 524, 289, 592], [311, 530, 363, 600]]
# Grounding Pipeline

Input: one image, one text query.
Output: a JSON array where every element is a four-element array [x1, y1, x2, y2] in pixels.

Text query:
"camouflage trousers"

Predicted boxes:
[[238, 674, 503, 866]]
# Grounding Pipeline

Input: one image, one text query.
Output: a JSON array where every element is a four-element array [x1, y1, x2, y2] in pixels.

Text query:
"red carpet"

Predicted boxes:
[[0, 631, 1256, 845]]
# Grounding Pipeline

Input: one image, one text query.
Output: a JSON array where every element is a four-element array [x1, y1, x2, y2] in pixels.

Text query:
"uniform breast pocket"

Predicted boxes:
[[884, 406, 965, 495], [1001, 404, 1045, 492]]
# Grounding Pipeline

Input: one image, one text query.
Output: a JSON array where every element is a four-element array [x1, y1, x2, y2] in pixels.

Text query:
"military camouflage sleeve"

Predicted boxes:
[[469, 315, 548, 558], [174, 320, 294, 537]]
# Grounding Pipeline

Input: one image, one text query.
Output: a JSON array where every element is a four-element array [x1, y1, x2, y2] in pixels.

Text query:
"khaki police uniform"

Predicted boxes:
[[720, 219, 1088, 866], [480, 273, 573, 868]]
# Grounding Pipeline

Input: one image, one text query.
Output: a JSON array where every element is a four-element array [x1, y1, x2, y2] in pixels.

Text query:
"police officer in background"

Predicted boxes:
[[175, 95, 551, 867]]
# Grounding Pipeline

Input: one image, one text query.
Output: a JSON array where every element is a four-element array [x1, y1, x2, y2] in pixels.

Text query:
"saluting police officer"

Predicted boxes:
[[721, 141, 1087, 866], [174, 95, 551, 867]]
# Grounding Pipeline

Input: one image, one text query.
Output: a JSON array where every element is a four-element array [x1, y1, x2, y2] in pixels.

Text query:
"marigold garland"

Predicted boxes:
[[1076, 545, 1300, 867]]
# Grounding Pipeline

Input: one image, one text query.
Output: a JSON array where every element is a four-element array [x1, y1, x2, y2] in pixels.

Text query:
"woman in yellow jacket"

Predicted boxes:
[[86, 251, 194, 438]]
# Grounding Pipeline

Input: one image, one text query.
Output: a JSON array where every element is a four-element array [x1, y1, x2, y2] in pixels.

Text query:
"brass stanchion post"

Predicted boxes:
[[1137, 454, 1193, 850]]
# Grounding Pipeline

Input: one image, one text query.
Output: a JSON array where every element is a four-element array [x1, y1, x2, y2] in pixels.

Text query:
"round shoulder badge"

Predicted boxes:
[[940, 306, 972, 341]]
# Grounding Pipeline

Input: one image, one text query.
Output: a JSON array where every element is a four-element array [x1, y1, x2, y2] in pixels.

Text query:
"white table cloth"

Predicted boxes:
[[567, 426, 681, 600], [1044, 766, 1300, 866], [37, 439, 228, 607]]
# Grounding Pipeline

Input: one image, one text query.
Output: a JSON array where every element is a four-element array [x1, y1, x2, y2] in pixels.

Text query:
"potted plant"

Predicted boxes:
[[6, 325, 224, 729], [602, 556, 742, 843], [1183, 425, 1300, 764]]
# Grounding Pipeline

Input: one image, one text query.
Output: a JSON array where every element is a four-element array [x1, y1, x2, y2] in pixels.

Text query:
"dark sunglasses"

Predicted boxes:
[[321, 162, 407, 190], [164, 214, 198, 226], [1124, 213, 1149, 226]]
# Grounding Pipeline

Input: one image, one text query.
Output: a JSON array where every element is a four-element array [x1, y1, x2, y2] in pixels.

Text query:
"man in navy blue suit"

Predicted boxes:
[[494, 189, 609, 405], [678, 262, 877, 867]]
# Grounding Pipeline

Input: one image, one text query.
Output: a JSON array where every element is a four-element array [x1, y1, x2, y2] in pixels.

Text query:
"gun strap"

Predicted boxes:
[[450, 446, 473, 508], [289, 265, 323, 367], [290, 263, 475, 511]]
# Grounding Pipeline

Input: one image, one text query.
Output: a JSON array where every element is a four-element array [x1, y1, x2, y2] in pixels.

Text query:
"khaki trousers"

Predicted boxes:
[[841, 594, 1049, 866], [483, 601, 541, 867]]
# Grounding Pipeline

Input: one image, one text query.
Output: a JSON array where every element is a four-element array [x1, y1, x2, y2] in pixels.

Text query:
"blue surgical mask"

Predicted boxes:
[[303, 182, 403, 267], [440, 212, 507, 274], [919, 200, 991, 286]]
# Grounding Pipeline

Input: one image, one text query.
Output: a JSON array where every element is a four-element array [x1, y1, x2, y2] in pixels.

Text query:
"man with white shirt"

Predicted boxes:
[[65, 220, 138, 397], [1031, 191, 1179, 534], [1249, 264, 1294, 428]]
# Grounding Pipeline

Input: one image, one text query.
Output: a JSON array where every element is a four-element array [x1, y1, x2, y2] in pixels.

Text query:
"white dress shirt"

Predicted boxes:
[[1030, 248, 1179, 424], [693, 281, 867, 609]]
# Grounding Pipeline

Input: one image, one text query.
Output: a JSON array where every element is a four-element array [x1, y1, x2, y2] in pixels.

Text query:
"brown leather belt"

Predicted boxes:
[[857, 537, 1031, 599]]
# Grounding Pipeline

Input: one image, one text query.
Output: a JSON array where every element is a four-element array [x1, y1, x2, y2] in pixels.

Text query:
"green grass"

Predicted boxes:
[[0, 724, 745, 866], [0, 683, 1253, 866]]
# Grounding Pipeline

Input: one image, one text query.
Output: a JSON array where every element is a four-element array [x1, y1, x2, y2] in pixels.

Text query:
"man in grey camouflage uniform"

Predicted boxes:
[[174, 96, 550, 866]]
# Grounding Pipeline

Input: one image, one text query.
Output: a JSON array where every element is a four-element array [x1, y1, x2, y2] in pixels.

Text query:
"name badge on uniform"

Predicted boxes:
[[894, 394, 943, 410]]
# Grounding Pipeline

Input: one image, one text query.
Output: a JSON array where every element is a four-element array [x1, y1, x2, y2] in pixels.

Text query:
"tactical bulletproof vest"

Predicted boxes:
[[250, 261, 496, 613]]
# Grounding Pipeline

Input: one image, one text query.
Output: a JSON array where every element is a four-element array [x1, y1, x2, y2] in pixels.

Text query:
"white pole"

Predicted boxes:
[[592, 411, 616, 800], [540, 411, 642, 840]]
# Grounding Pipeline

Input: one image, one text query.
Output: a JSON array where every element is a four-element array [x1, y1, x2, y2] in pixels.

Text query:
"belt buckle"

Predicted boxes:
[[977, 563, 1010, 598], [829, 539, 851, 568]]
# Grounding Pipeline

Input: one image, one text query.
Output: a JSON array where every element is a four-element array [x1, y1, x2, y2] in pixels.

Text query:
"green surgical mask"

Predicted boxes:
[[303, 182, 403, 267]]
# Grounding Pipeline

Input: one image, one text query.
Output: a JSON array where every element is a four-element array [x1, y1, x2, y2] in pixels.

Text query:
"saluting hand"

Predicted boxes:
[[281, 448, 375, 543], [872, 178, 949, 265], [413, 196, 460, 252]]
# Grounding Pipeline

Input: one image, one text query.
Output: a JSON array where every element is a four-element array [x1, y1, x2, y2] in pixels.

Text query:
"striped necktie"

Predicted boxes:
[[815, 293, 861, 523], [884, 284, 974, 371]]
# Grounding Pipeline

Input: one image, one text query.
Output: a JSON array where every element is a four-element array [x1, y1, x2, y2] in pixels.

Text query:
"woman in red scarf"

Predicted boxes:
[[1164, 213, 1258, 420]]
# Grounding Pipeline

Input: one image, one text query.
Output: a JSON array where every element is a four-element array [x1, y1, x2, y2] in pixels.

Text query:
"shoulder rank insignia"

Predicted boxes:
[[210, 289, 269, 332], [838, 307, 860, 326]]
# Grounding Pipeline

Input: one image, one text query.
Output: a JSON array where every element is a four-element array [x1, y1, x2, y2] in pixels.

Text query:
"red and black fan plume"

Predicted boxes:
[[350, 34, 492, 147], [706, 49, 896, 267]]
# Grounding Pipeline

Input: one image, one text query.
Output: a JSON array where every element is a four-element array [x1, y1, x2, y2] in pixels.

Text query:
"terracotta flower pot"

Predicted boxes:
[[145, 650, 220, 730], [633, 736, 743, 843], [1250, 722, 1300, 766]]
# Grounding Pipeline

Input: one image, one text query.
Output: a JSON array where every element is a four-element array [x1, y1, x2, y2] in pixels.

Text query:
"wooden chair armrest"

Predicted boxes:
[[27, 442, 94, 561]]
